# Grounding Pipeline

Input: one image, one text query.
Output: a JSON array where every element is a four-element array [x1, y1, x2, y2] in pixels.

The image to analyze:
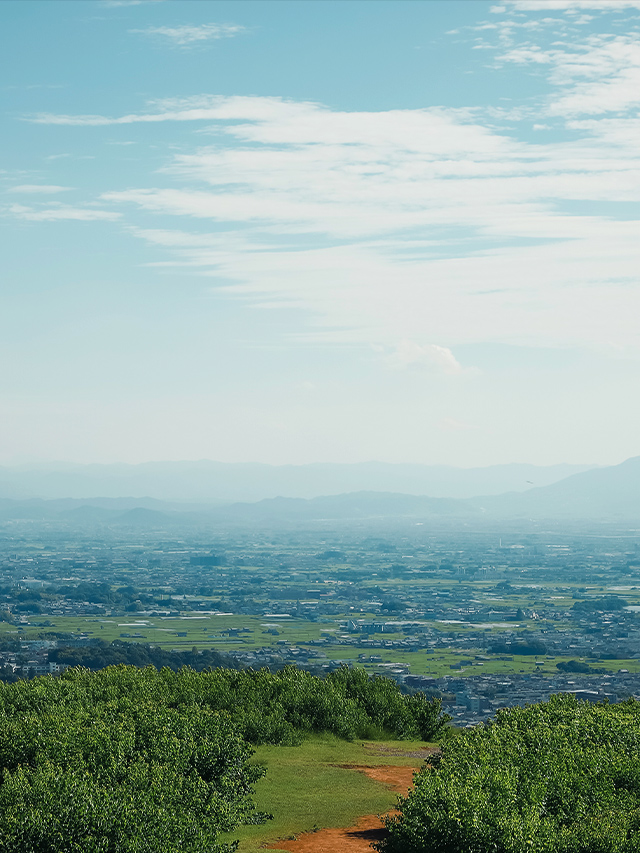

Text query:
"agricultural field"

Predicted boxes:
[[4, 611, 640, 679], [1, 518, 640, 724]]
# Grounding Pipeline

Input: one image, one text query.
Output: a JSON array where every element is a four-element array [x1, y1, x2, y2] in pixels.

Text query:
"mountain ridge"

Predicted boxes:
[[0, 456, 636, 525], [0, 460, 596, 503]]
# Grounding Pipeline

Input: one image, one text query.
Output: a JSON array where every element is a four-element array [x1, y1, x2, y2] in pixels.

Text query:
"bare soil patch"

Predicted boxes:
[[265, 765, 417, 853], [336, 764, 418, 790]]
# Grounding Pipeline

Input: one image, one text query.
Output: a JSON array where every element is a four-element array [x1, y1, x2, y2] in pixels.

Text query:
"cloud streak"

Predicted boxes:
[[7, 185, 72, 194], [131, 23, 245, 46], [101, 0, 166, 7], [500, 34, 640, 115], [7, 204, 120, 222], [20, 6, 640, 358], [384, 341, 465, 374], [498, 1, 640, 9], [76, 91, 635, 353]]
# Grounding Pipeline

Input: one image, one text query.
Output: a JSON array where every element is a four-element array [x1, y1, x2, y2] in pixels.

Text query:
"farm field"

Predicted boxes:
[[5, 609, 640, 677], [3, 518, 640, 730]]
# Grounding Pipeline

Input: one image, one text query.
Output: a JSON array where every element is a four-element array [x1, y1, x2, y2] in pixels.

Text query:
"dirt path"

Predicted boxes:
[[265, 764, 417, 853]]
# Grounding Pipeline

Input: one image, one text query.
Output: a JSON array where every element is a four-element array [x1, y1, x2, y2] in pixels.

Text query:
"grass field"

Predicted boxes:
[[219, 735, 429, 853]]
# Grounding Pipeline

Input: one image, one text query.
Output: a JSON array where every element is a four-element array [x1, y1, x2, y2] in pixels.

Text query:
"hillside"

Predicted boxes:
[[472, 455, 640, 519]]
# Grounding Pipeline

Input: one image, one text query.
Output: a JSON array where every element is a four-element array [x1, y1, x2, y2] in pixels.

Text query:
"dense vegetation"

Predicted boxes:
[[381, 694, 640, 853], [0, 664, 447, 852], [49, 639, 237, 672], [0, 668, 265, 853]]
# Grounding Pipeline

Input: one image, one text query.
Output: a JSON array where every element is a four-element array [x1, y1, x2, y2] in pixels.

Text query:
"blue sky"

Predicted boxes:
[[2, 0, 640, 467]]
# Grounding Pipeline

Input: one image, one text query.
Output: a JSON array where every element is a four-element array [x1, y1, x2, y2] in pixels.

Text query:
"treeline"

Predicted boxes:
[[4, 582, 221, 615], [187, 664, 451, 745], [0, 664, 448, 852], [572, 596, 628, 611], [488, 640, 547, 656], [380, 694, 640, 853], [556, 659, 606, 674], [49, 639, 237, 672]]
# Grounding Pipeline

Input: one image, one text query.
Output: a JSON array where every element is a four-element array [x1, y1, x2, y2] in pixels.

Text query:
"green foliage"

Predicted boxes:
[[489, 641, 547, 656], [49, 638, 237, 672], [379, 694, 640, 853], [556, 659, 606, 673], [0, 664, 446, 851], [180, 664, 449, 744], [572, 596, 628, 611], [324, 666, 450, 741], [0, 668, 267, 853]]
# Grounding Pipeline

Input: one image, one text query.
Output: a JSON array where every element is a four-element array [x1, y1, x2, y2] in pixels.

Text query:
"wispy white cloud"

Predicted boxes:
[[499, 34, 640, 115], [22, 0, 640, 362], [497, 1, 640, 9], [102, 0, 166, 7], [384, 341, 465, 374], [29, 27, 640, 135], [68, 90, 637, 353], [7, 184, 72, 194], [27, 98, 228, 126], [131, 23, 245, 46], [2, 83, 65, 91], [27, 95, 325, 127], [7, 204, 120, 222]]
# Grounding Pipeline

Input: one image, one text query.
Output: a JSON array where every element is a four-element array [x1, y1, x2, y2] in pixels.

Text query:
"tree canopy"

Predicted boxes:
[[0, 664, 447, 852], [381, 694, 640, 853]]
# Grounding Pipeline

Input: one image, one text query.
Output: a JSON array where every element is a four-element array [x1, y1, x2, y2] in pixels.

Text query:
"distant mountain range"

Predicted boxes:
[[0, 460, 595, 502], [0, 456, 637, 526], [474, 455, 640, 520]]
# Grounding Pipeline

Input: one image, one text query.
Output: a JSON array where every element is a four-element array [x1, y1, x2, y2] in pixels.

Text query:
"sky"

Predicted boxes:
[[1, 0, 639, 468]]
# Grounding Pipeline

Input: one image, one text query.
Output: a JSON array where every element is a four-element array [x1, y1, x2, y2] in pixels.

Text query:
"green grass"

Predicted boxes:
[[10, 614, 336, 650], [219, 734, 428, 853]]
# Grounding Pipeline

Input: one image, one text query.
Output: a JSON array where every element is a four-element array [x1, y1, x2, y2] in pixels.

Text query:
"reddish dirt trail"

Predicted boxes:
[[265, 764, 417, 853]]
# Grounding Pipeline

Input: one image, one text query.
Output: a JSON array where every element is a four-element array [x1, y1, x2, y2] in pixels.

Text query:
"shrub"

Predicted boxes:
[[0, 669, 267, 853], [380, 694, 640, 853]]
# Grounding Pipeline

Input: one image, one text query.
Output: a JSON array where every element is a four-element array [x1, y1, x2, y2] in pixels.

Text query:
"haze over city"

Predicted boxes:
[[2, 0, 639, 468]]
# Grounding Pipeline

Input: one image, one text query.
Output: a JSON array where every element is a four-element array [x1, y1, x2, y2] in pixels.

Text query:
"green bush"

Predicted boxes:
[[0, 664, 447, 851], [0, 670, 267, 853], [380, 694, 640, 853], [147, 664, 448, 744]]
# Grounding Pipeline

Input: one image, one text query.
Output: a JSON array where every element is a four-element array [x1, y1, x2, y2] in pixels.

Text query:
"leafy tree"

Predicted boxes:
[[380, 694, 640, 853], [49, 639, 237, 672], [0, 667, 269, 853], [556, 659, 606, 673], [0, 663, 447, 851]]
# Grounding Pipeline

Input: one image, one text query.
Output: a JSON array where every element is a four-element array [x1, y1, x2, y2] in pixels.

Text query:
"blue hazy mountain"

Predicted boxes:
[[472, 455, 640, 519], [0, 458, 636, 524], [212, 457, 640, 522], [0, 460, 594, 503]]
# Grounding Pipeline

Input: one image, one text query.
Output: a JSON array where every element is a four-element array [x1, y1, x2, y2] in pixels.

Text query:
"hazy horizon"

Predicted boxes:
[[0, 457, 607, 470], [0, 457, 610, 506], [3, 0, 640, 468]]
